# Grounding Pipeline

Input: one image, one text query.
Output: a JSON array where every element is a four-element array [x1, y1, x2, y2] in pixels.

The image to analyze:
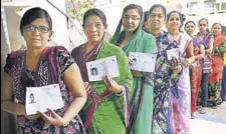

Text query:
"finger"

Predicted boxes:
[[128, 57, 132, 65], [103, 76, 110, 87], [173, 57, 179, 65], [87, 90, 92, 94], [38, 111, 50, 123], [84, 82, 89, 87], [175, 58, 179, 65], [172, 57, 176, 64], [85, 84, 91, 91], [105, 76, 113, 87], [47, 109, 58, 118]]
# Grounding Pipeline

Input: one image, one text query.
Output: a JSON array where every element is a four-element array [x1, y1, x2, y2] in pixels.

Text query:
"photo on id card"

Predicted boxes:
[[25, 84, 64, 115], [86, 56, 119, 81]]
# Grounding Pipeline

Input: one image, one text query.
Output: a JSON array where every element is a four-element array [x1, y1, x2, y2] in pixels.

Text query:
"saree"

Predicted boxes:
[[190, 35, 202, 114], [110, 19, 157, 134], [151, 31, 181, 134], [208, 35, 226, 102], [4, 46, 85, 134], [71, 41, 133, 134], [221, 51, 226, 101], [169, 33, 192, 134]]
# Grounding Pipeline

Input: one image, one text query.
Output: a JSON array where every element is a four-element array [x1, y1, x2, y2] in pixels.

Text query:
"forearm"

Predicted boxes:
[[1, 101, 25, 115], [195, 53, 205, 60], [205, 48, 211, 54], [62, 95, 87, 125], [206, 38, 214, 54], [170, 73, 180, 87]]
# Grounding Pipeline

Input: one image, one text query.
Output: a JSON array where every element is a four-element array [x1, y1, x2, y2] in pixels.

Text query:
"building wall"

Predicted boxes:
[[1, 1, 69, 133]]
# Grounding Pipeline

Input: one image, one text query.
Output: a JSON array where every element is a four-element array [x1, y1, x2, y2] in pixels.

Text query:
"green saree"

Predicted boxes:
[[110, 22, 157, 134], [71, 40, 133, 134]]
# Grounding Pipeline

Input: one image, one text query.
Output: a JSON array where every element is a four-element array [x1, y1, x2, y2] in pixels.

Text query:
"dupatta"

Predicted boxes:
[[110, 14, 147, 134]]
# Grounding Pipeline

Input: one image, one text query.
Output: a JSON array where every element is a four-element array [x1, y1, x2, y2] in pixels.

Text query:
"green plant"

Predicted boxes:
[[67, 0, 94, 22]]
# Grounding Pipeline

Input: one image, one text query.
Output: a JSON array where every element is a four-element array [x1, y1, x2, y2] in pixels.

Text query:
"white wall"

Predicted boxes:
[[3, 0, 70, 50]]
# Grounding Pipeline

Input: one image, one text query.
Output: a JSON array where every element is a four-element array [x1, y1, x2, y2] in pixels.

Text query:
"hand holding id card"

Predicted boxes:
[[86, 56, 119, 81], [25, 84, 64, 115], [166, 48, 180, 60]]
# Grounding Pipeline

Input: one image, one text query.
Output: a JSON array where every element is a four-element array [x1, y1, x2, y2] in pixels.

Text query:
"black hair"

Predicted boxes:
[[166, 10, 184, 32], [198, 18, 210, 33], [211, 23, 223, 32], [222, 25, 226, 34], [115, 4, 143, 44], [143, 11, 149, 22], [83, 8, 107, 27], [185, 21, 196, 27], [20, 7, 52, 35], [148, 4, 167, 18], [122, 4, 143, 19], [198, 18, 209, 25]]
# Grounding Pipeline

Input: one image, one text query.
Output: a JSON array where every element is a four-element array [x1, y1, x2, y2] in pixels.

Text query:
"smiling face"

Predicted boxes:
[[122, 9, 141, 33], [198, 19, 208, 34], [185, 22, 196, 36], [22, 18, 52, 49], [83, 15, 107, 44], [211, 23, 222, 36], [166, 12, 181, 33], [148, 7, 165, 31]]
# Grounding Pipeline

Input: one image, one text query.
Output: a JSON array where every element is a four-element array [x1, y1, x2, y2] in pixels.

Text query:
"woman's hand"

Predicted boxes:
[[127, 57, 143, 77], [84, 81, 91, 94], [128, 57, 133, 65], [103, 75, 121, 93], [182, 57, 195, 67], [24, 114, 40, 120], [131, 70, 143, 77], [170, 57, 182, 74], [38, 109, 66, 126]]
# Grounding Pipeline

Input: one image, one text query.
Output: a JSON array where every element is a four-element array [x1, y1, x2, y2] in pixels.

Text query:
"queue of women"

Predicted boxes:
[[1, 3, 225, 134]]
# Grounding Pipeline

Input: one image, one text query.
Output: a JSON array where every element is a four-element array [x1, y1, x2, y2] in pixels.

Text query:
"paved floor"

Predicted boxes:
[[191, 102, 226, 134]]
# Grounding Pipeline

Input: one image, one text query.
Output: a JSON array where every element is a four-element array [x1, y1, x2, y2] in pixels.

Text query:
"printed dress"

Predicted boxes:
[[151, 31, 180, 134], [4, 46, 85, 134], [169, 33, 192, 134], [209, 35, 226, 103], [190, 34, 203, 114]]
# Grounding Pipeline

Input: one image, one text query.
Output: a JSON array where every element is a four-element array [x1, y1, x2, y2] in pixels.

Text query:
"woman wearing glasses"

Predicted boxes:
[[1, 7, 87, 133], [71, 8, 133, 134], [110, 4, 157, 134]]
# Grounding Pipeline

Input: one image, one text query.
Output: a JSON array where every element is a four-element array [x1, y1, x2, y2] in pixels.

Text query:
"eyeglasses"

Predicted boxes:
[[122, 15, 140, 21], [84, 23, 104, 29], [23, 24, 50, 33], [149, 13, 165, 19]]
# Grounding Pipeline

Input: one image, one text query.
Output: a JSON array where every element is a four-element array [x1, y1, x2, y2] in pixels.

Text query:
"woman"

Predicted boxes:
[[222, 49, 226, 101], [209, 23, 226, 106], [194, 18, 214, 113], [166, 11, 195, 134], [142, 11, 149, 32], [110, 4, 157, 134], [1, 7, 87, 133], [71, 8, 133, 134], [184, 21, 196, 37], [148, 4, 182, 134], [221, 26, 226, 102], [185, 21, 205, 118]]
